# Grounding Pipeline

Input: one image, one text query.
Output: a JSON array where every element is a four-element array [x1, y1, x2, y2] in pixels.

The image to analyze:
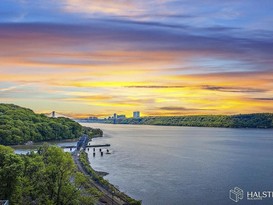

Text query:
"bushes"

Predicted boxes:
[[82, 127, 103, 138]]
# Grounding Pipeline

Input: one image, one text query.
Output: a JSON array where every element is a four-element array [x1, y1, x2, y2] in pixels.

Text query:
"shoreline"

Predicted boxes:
[[81, 121, 273, 130], [10, 138, 79, 149], [96, 170, 109, 176], [79, 113, 273, 129], [11, 136, 140, 204], [83, 132, 141, 205], [76, 150, 141, 205]]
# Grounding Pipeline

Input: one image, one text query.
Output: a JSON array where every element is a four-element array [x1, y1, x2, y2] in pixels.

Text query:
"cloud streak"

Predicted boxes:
[[202, 85, 267, 93], [252, 98, 273, 101], [160, 106, 215, 111], [125, 85, 185, 89]]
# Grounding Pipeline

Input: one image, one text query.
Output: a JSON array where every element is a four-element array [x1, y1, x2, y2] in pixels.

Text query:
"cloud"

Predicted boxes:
[[76, 95, 114, 101], [115, 14, 194, 19], [1, 1, 273, 116], [171, 71, 273, 89], [252, 98, 273, 101], [0, 83, 32, 94], [160, 106, 214, 111], [1, 21, 273, 70], [202, 85, 267, 93], [61, 0, 173, 17], [0, 85, 21, 92], [125, 85, 185, 89], [102, 18, 190, 30], [62, 0, 137, 16]]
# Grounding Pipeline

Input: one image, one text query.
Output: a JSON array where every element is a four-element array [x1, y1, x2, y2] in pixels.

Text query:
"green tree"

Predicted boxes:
[[0, 144, 99, 205], [0, 145, 24, 202], [0, 104, 83, 145]]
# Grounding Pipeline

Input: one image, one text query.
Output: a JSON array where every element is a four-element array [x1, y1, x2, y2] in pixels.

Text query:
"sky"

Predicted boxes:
[[0, 0, 273, 118]]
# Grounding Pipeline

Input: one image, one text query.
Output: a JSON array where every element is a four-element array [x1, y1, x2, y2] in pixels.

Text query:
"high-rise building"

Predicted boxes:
[[113, 113, 117, 124], [133, 111, 140, 118]]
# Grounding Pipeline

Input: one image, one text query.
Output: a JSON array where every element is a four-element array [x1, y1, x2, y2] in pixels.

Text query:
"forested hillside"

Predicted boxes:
[[0, 144, 100, 205], [0, 104, 82, 145], [109, 113, 273, 128]]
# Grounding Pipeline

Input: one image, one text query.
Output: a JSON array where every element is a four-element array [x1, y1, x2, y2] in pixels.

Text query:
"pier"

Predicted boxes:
[[61, 135, 110, 150], [61, 144, 111, 149]]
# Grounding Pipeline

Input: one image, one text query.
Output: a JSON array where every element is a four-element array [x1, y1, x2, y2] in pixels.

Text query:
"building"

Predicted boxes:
[[51, 111, 55, 118], [117, 115, 126, 119], [133, 111, 140, 118], [113, 113, 117, 124]]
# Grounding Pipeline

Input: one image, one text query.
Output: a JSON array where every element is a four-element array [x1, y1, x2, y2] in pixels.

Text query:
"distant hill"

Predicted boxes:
[[0, 104, 82, 145], [104, 113, 273, 128]]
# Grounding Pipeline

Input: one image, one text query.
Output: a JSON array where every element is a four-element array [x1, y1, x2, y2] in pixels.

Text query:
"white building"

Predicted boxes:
[[133, 111, 140, 118]]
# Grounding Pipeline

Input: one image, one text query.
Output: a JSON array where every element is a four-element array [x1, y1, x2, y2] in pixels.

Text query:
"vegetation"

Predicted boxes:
[[0, 144, 101, 205], [79, 152, 141, 205], [79, 152, 110, 187], [106, 113, 273, 128], [0, 104, 82, 145], [0, 103, 140, 205], [82, 126, 103, 138]]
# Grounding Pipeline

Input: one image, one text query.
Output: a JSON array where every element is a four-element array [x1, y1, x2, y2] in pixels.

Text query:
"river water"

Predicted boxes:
[[82, 123, 273, 205]]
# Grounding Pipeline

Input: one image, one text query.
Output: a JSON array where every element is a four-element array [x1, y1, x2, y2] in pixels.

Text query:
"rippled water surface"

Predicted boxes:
[[83, 123, 273, 205]]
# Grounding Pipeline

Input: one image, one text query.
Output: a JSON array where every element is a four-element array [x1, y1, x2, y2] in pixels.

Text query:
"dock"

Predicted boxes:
[[60, 134, 110, 150], [61, 144, 110, 149]]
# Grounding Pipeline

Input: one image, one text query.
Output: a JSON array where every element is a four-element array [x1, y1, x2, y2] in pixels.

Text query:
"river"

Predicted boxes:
[[83, 123, 273, 205]]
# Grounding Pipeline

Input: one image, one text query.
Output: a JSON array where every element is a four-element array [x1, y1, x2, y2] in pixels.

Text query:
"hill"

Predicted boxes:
[[105, 113, 273, 128], [0, 104, 82, 145]]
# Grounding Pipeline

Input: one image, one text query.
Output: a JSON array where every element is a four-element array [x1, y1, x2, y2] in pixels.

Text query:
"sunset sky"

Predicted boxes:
[[1, 0, 273, 118]]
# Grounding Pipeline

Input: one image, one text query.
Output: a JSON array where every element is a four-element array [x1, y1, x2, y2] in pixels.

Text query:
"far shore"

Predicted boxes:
[[80, 121, 273, 129], [79, 113, 273, 129]]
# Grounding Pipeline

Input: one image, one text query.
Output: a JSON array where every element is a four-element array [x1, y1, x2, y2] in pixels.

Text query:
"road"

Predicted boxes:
[[72, 150, 127, 205]]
